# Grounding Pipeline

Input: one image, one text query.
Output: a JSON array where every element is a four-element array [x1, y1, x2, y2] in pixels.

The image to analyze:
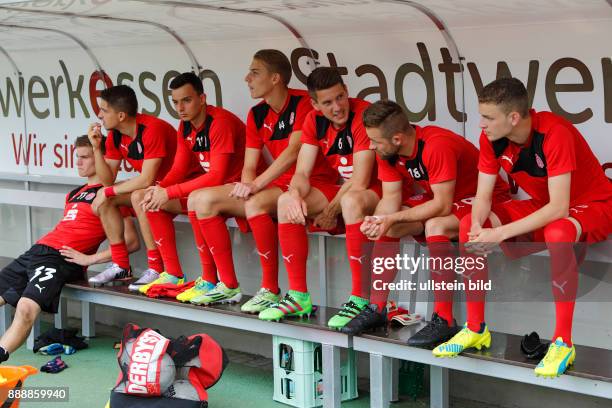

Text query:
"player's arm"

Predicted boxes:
[[166, 153, 231, 200], [112, 158, 162, 195], [241, 148, 261, 184], [326, 150, 374, 217], [288, 143, 318, 197], [253, 130, 302, 189], [469, 172, 497, 234], [375, 180, 403, 215], [496, 173, 571, 240], [389, 180, 455, 224], [60, 217, 140, 266]]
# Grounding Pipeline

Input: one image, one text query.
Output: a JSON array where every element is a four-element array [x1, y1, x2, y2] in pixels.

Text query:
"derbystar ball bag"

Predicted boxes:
[[109, 323, 228, 408]]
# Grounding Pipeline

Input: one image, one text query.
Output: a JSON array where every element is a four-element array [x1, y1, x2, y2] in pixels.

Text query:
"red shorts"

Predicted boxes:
[[492, 199, 612, 243]]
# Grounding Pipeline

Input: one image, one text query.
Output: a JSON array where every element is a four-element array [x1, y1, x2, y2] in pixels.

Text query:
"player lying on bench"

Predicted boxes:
[[0, 136, 139, 364]]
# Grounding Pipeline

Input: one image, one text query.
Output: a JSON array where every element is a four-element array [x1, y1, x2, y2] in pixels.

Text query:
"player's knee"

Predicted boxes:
[[424, 217, 448, 237], [15, 298, 40, 324], [340, 191, 365, 214], [276, 192, 293, 215], [543, 218, 577, 243], [189, 189, 215, 216], [244, 192, 269, 217]]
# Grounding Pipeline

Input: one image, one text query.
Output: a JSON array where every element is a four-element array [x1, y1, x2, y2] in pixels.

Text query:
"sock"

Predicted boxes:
[[370, 236, 400, 312], [146, 249, 164, 273], [189, 211, 217, 284], [544, 219, 579, 347], [278, 223, 309, 293], [248, 214, 279, 293], [427, 235, 455, 325], [345, 222, 371, 299], [199, 216, 238, 288], [146, 210, 183, 278], [459, 215, 491, 332], [110, 242, 129, 270]]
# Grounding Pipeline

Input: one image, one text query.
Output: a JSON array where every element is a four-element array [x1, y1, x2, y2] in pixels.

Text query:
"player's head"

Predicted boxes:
[[478, 77, 529, 141], [307, 67, 350, 127], [245, 49, 292, 99], [170, 72, 206, 122], [362, 100, 412, 162], [75, 135, 96, 177], [98, 85, 138, 129]]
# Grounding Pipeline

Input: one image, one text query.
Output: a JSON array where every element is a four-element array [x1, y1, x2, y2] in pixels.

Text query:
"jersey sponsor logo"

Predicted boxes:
[[30, 265, 57, 283], [278, 120, 285, 130], [63, 203, 79, 221], [289, 112, 295, 126], [338, 156, 353, 180], [85, 192, 96, 201]]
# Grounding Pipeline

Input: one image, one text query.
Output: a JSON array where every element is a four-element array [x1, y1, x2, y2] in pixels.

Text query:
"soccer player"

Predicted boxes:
[[87, 85, 177, 286], [257, 67, 377, 327], [190, 49, 315, 308], [432, 78, 612, 378], [0, 136, 139, 364], [135, 72, 246, 300], [343, 100, 509, 340]]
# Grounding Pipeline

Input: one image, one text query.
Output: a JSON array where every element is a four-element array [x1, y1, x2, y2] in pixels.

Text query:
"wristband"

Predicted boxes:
[[104, 186, 117, 198]]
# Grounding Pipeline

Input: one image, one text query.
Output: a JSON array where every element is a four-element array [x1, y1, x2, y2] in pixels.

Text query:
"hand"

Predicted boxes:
[[87, 123, 104, 150], [284, 189, 308, 225], [92, 187, 107, 212], [139, 187, 154, 211], [361, 214, 394, 240], [143, 186, 168, 211], [60, 246, 96, 266], [468, 222, 483, 242], [229, 181, 261, 200], [313, 206, 338, 230], [465, 227, 503, 256]]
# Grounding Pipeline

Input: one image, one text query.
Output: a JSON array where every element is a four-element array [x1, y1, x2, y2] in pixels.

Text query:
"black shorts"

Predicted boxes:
[[0, 244, 84, 313]]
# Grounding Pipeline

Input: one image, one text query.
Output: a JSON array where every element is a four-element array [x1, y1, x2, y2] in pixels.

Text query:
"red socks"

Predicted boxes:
[[199, 216, 238, 288], [345, 222, 370, 299], [110, 242, 129, 269], [544, 218, 579, 346], [427, 235, 455, 325], [370, 236, 400, 312], [459, 215, 491, 332], [248, 214, 279, 293], [278, 223, 309, 292], [188, 211, 217, 284], [146, 249, 164, 273], [146, 210, 183, 278]]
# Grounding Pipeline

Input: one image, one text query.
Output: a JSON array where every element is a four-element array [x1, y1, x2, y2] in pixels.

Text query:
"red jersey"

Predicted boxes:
[[104, 113, 177, 181], [246, 88, 319, 185], [377, 125, 508, 201], [478, 109, 612, 206], [301, 98, 373, 183], [159, 105, 246, 199], [38, 184, 107, 255]]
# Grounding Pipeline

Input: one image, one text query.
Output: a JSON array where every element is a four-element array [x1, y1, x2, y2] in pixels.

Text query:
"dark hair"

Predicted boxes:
[[478, 77, 529, 117], [362, 100, 412, 139], [169, 72, 204, 95], [100, 85, 138, 117], [306, 67, 344, 100], [75, 135, 91, 148], [253, 49, 292, 85], [75, 134, 105, 154]]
